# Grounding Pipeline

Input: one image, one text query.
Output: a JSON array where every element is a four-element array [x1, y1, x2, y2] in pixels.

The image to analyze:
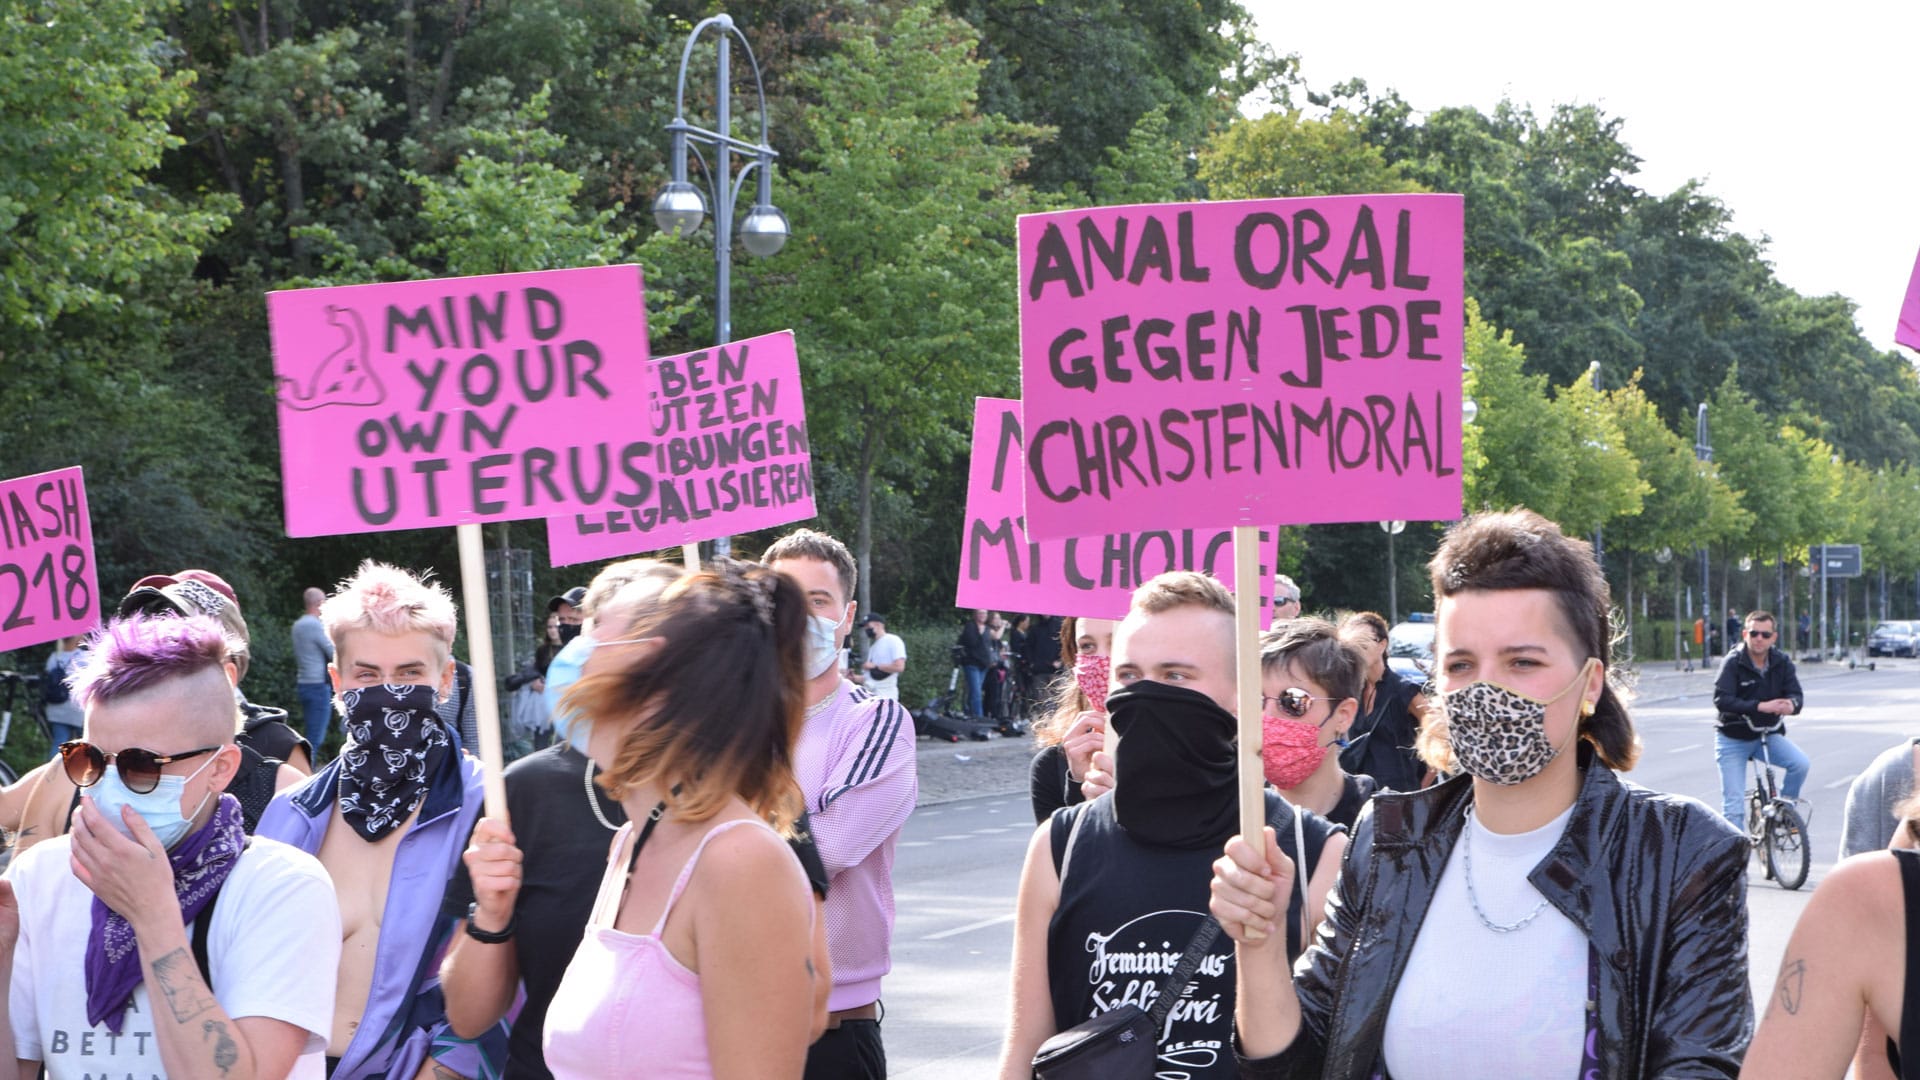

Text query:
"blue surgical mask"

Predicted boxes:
[[545, 629, 650, 755], [805, 614, 842, 679], [89, 757, 218, 850]]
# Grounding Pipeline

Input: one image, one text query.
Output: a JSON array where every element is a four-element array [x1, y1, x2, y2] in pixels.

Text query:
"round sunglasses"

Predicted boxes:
[[59, 740, 221, 794], [1262, 687, 1345, 721]]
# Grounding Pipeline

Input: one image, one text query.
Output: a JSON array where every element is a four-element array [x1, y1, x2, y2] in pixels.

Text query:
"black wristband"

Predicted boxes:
[[464, 901, 516, 943]]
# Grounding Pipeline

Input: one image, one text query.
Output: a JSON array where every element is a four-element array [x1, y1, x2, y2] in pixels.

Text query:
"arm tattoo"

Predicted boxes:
[[1775, 958, 1806, 1015], [150, 948, 217, 1022], [203, 1019, 239, 1077]]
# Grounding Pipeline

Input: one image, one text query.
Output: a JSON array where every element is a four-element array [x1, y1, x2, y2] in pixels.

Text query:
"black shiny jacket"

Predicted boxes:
[[1239, 746, 1753, 1079]]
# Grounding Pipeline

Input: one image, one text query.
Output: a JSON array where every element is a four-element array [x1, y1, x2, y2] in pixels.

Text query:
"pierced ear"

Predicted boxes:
[[1333, 697, 1360, 736]]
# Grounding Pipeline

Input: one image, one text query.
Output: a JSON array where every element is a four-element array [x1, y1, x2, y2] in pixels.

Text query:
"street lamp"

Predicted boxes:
[[1380, 520, 1407, 624], [1694, 403, 1712, 659], [1589, 361, 1604, 565], [652, 13, 787, 557]]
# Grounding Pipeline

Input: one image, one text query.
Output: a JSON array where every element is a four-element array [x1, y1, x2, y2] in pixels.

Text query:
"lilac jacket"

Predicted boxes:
[[256, 750, 507, 1080]]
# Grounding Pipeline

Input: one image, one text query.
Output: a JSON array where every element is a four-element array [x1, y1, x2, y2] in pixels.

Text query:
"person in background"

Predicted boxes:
[[538, 562, 822, 1079], [857, 613, 906, 702], [1740, 790, 1920, 1078], [1024, 614, 1063, 711], [292, 587, 335, 756], [549, 586, 587, 644], [764, 528, 918, 1080], [1338, 611, 1431, 793], [997, 573, 1345, 1079], [1725, 608, 1743, 659], [1006, 615, 1031, 719], [1841, 736, 1920, 858], [956, 607, 998, 714], [1260, 618, 1375, 829], [1272, 575, 1303, 624], [1, 614, 340, 1079], [1712, 609, 1809, 826], [1027, 616, 1117, 823], [40, 635, 86, 751], [255, 560, 503, 1080], [1213, 510, 1751, 1078]]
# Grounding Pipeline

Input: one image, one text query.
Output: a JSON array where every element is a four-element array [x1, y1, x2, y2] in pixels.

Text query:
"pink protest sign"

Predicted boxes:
[[0, 467, 99, 652], [1899, 247, 1920, 351], [546, 331, 814, 565], [958, 399, 1280, 622], [268, 265, 653, 537], [1017, 194, 1465, 541]]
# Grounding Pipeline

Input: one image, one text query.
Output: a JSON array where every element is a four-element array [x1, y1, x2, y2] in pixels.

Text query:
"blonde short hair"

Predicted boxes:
[[1130, 570, 1236, 619], [321, 560, 457, 663]]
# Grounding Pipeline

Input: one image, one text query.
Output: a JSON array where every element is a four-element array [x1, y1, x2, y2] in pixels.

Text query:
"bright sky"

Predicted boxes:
[[1244, 0, 1920, 360]]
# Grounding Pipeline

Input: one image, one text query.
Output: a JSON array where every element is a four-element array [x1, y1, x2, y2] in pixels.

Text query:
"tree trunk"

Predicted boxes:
[[1623, 551, 1634, 665], [854, 428, 878, 622]]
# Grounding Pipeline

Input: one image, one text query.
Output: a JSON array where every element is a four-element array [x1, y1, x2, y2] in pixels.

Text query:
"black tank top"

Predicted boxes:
[[1887, 849, 1920, 1077], [1046, 792, 1339, 1080]]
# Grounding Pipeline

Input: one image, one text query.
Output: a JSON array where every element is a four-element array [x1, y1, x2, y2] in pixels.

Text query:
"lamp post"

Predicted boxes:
[[1379, 520, 1406, 624], [1694, 403, 1712, 658], [653, 12, 788, 559], [1589, 361, 1605, 566]]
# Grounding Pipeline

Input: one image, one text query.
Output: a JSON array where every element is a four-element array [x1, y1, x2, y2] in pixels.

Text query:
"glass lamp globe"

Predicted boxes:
[[740, 204, 790, 257], [652, 181, 707, 237]]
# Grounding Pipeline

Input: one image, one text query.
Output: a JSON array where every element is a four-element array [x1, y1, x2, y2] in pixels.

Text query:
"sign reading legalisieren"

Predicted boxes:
[[0, 467, 98, 652], [1017, 195, 1465, 540], [958, 398, 1278, 621], [546, 331, 814, 565], [268, 265, 652, 537]]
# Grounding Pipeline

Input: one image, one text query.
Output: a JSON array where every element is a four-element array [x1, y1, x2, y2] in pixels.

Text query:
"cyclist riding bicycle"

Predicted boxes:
[[1713, 609, 1810, 824]]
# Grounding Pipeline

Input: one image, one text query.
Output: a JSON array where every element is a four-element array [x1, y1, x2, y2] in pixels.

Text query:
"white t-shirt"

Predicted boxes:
[[8, 834, 341, 1080], [1382, 803, 1586, 1079], [865, 632, 907, 699]]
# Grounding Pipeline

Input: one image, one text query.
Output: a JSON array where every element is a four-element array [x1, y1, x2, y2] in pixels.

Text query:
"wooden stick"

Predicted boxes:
[[455, 523, 509, 820], [1234, 525, 1267, 847], [681, 543, 700, 570]]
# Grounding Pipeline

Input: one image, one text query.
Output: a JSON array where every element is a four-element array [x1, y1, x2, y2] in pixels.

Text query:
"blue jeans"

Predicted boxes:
[[297, 682, 335, 753], [962, 664, 987, 718], [1715, 730, 1810, 823]]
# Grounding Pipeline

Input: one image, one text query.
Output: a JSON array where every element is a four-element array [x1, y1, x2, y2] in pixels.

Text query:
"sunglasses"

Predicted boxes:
[[1747, 629, 1775, 640], [60, 740, 221, 794], [1276, 596, 1301, 606], [1262, 687, 1343, 720]]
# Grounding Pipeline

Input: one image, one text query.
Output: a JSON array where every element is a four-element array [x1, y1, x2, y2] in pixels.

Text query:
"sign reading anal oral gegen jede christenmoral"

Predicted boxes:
[[1017, 194, 1465, 541]]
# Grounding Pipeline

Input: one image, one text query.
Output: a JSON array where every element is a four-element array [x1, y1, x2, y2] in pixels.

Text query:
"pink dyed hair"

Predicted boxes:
[[73, 614, 234, 708], [320, 560, 457, 660]]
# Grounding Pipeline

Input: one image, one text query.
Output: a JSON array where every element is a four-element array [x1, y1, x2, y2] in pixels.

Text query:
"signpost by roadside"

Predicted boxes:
[[1015, 193, 1465, 847], [1810, 543, 1864, 661]]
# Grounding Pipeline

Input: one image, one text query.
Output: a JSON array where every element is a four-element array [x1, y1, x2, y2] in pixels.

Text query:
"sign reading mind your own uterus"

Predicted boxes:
[[1017, 193, 1466, 542]]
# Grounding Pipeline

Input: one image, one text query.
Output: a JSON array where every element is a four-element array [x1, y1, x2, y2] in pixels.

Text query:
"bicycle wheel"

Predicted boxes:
[[1765, 803, 1811, 891]]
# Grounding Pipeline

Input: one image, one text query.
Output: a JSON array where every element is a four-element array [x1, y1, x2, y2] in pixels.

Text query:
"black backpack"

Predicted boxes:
[[41, 657, 70, 706]]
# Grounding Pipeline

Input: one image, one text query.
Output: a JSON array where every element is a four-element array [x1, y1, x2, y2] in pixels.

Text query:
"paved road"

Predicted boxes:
[[884, 656, 1920, 1078]]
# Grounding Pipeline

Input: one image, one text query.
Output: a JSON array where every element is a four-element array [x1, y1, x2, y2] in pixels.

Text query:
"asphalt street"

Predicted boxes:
[[883, 656, 1920, 1078]]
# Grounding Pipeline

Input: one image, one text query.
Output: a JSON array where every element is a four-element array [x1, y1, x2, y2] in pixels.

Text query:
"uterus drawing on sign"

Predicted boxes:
[[280, 305, 386, 410]]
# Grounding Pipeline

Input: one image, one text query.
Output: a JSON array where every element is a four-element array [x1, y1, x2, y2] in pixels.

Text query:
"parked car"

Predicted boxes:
[[1387, 614, 1436, 681], [1868, 620, 1918, 658]]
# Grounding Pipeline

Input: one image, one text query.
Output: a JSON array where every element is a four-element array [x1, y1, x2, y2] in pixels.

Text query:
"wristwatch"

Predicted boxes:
[[464, 902, 517, 944]]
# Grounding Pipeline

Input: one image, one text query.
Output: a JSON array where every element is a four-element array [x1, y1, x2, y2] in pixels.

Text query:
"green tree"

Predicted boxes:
[[1460, 300, 1575, 520], [1549, 371, 1646, 537], [754, 0, 1046, 615], [1196, 108, 1423, 200], [1089, 106, 1188, 205]]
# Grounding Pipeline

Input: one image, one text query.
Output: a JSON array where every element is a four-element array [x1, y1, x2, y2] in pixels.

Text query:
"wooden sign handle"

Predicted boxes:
[[456, 523, 510, 821], [681, 543, 700, 571], [1235, 525, 1266, 849]]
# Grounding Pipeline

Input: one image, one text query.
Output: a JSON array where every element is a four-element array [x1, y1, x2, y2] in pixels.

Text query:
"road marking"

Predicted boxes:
[[1669, 744, 1702, 754], [923, 912, 1016, 940], [973, 827, 1011, 835], [900, 840, 931, 848], [935, 834, 971, 841], [1825, 773, 1859, 790]]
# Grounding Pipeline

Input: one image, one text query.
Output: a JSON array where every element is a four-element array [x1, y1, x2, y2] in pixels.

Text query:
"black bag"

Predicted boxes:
[[1030, 916, 1221, 1079], [41, 659, 69, 706]]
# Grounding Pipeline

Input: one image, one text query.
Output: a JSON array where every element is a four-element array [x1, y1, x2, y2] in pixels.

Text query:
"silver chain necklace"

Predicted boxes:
[[1462, 810, 1549, 934], [583, 755, 619, 832]]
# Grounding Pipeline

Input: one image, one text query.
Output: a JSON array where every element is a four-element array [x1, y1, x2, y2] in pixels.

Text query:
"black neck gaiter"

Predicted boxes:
[[336, 683, 450, 841], [1107, 680, 1240, 849]]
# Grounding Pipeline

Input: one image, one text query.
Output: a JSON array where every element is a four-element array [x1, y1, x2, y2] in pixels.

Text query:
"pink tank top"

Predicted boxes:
[[543, 817, 777, 1079]]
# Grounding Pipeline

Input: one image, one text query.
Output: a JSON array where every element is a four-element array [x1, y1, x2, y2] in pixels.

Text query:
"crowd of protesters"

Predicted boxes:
[[3, 508, 1917, 1079]]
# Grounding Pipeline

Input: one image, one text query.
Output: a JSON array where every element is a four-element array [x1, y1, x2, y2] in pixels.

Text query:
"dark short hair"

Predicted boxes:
[[1261, 617, 1366, 705], [1745, 610, 1776, 628], [1340, 611, 1390, 643], [1421, 509, 1638, 772]]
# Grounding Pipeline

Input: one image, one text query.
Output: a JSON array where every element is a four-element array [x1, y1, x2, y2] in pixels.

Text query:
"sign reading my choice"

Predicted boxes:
[[958, 398, 1278, 622], [0, 467, 99, 653], [269, 264, 653, 537], [547, 331, 815, 565], [1017, 194, 1466, 541], [1900, 246, 1920, 352]]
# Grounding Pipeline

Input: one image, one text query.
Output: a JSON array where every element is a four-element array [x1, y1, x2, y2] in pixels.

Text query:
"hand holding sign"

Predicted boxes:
[[0, 467, 98, 653]]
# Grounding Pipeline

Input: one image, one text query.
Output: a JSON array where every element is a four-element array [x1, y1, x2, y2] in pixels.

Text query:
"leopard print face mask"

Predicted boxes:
[[1439, 657, 1598, 786]]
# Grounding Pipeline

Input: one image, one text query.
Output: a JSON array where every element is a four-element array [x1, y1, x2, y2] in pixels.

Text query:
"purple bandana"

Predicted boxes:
[[84, 793, 246, 1033]]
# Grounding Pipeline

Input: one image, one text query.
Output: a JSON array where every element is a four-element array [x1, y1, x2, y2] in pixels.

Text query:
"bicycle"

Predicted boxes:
[[1744, 730, 1811, 891], [0, 670, 47, 786]]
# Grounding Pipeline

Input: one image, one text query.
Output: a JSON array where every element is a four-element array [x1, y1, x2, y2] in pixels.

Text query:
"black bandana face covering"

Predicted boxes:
[[337, 684, 450, 841], [1106, 680, 1240, 849]]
